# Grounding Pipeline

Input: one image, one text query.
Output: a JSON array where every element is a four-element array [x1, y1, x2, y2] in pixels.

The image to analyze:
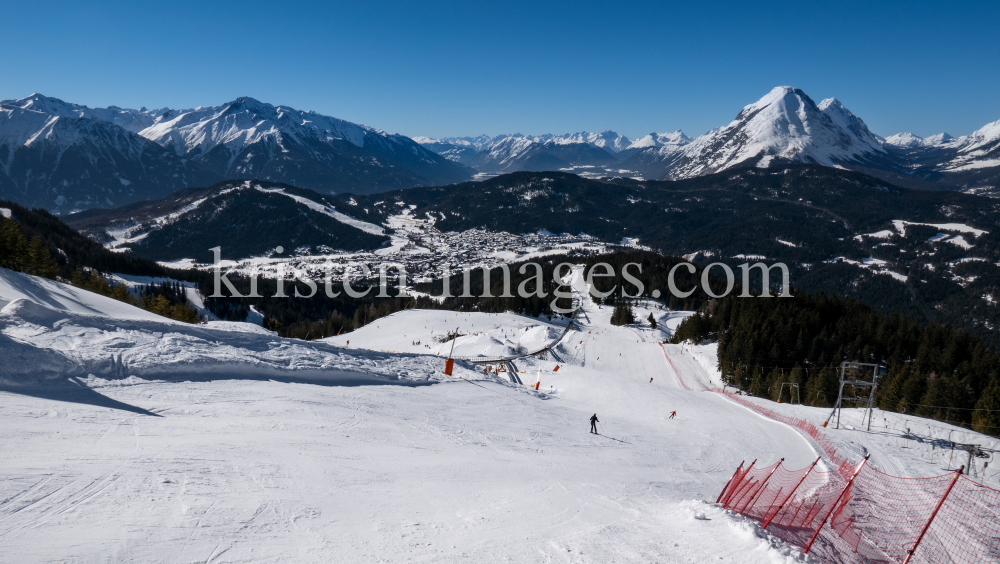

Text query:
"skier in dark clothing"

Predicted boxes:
[[590, 414, 599, 434]]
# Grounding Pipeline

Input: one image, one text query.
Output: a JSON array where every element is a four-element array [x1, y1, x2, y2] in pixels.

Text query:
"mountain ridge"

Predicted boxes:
[[0, 94, 473, 212], [417, 87, 1000, 194], [66, 179, 390, 263]]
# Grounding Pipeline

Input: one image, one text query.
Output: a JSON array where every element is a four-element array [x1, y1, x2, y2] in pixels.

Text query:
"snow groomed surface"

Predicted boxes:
[[1, 265, 998, 562]]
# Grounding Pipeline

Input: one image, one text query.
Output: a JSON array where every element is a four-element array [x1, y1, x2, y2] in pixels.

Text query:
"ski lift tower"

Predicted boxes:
[[823, 362, 882, 431]]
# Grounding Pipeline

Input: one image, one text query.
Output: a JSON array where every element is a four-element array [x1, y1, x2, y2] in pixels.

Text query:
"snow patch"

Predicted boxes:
[[946, 235, 973, 249], [893, 220, 987, 238], [254, 185, 385, 235]]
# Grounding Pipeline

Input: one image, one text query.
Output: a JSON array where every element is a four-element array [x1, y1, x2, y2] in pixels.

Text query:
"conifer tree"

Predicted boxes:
[[27, 236, 58, 279], [0, 218, 28, 271], [610, 301, 635, 326]]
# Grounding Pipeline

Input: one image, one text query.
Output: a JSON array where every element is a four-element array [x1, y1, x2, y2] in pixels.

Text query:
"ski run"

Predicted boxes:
[[1, 266, 998, 563]]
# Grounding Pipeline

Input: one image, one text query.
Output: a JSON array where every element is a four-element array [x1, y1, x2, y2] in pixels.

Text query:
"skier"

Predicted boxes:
[[590, 414, 599, 434], [669, 411, 676, 419], [650, 378, 653, 383]]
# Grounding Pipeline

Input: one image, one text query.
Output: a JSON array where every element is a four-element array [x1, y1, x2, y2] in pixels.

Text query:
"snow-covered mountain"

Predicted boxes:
[[939, 118, 1000, 173], [415, 135, 494, 152], [626, 131, 691, 151], [615, 131, 692, 165], [549, 131, 632, 153], [466, 136, 620, 173], [417, 91, 1000, 191], [879, 121, 1000, 195], [133, 96, 472, 194], [66, 180, 389, 263], [884, 132, 954, 148], [658, 87, 890, 180], [415, 131, 632, 173], [0, 94, 473, 212], [418, 132, 630, 154], [411, 137, 480, 163], [0, 95, 216, 212]]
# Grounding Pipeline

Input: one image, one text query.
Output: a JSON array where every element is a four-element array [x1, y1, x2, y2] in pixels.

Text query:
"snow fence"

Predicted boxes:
[[712, 389, 1000, 563]]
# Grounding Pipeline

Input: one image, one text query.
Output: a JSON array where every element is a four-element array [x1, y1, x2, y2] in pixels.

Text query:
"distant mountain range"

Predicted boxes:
[[883, 132, 955, 148], [0, 95, 472, 213], [4, 87, 1000, 214], [416, 86, 1000, 195]]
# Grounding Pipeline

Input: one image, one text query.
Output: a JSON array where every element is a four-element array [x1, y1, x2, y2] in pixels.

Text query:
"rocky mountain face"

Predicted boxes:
[[880, 119, 1000, 196], [0, 94, 473, 213], [416, 131, 633, 173], [0, 95, 217, 212], [884, 132, 955, 148], [419, 87, 1000, 195], [465, 137, 621, 173], [652, 87, 892, 180], [136, 97, 472, 193]]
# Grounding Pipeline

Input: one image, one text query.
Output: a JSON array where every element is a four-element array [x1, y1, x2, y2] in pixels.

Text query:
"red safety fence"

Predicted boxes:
[[710, 388, 854, 477], [659, 343, 692, 390], [712, 390, 1000, 563]]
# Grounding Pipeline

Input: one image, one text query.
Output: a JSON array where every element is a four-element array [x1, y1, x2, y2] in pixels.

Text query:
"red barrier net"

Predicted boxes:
[[712, 391, 1000, 563], [710, 389, 853, 477]]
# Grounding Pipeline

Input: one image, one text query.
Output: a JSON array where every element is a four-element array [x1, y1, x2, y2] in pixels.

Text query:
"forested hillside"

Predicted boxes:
[[671, 293, 1000, 436], [0, 202, 206, 322], [200, 251, 725, 339], [1, 200, 208, 281], [331, 166, 1000, 349]]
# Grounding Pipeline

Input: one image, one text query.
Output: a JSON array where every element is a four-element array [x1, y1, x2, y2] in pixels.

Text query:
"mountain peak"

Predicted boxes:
[[885, 131, 957, 148], [226, 96, 274, 115], [884, 132, 925, 147], [746, 86, 815, 112], [0, 94, 474, 211], [660, 86, 886, 179], [5, 93, 84, 117], [924, 132, 954, 145], [627, 131, 690, 150], [817, 97, 849, 114]]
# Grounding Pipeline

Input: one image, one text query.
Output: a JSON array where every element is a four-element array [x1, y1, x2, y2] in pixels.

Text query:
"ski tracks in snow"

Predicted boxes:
[[0, 418, 138, 543]]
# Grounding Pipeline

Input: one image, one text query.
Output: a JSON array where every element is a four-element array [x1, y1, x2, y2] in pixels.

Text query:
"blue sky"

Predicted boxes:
[[2, 0, 998, 140]]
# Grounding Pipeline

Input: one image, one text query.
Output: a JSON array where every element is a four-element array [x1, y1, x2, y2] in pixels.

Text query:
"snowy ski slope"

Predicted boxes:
[[1, 266, 997, 562]]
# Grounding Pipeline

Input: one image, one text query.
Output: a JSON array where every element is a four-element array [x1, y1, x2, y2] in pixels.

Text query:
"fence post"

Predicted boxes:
[[723, 459, 756, 508], [901, 466, 964, 564], [763, 457, 821, 529], [792, 498, 817, 528], [739, 458, 784, 514], [728, 479, 758, 511], [803, 454, 870, 555], [716, 460, 745, 503]]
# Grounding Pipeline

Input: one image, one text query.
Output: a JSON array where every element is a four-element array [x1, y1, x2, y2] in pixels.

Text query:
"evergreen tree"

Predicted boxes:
[[670, 288, 1000, 435], [0, 218, 28, 271], [647, 312, 657, 330], [610, 301, 635, 326], [27, 236, 58, 279]]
